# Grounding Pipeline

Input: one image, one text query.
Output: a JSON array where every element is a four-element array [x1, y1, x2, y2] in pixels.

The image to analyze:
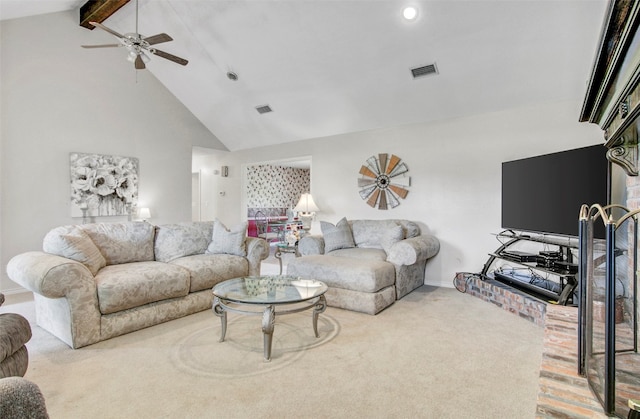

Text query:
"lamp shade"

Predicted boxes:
[[294, 194, 319, 213], [138, 208, 151, 220]]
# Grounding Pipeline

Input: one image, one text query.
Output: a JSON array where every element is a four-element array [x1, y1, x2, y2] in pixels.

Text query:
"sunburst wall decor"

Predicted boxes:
[[358, 153, 410, 210]]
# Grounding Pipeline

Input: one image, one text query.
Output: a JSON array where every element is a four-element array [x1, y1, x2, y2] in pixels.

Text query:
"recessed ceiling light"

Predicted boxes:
[[403, 6, 418, 21]]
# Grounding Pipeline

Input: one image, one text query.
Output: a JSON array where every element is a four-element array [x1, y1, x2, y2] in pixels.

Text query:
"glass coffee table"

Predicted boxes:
[[212, 275, 328, 361]]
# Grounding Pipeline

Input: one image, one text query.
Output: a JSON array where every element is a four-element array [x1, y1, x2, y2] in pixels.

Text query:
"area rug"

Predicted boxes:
[[15, 286, 544, 418]]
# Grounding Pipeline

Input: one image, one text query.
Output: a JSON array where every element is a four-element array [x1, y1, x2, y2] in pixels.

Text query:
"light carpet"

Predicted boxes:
[[3, 281, 544, 418]]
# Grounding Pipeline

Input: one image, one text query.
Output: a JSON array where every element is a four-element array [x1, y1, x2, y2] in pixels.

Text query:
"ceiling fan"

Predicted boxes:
[[81, 0, 188, 70]]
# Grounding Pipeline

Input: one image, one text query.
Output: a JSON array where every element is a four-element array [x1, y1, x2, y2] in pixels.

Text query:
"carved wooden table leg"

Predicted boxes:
[[262, 305, 276, 361], [212, 296, 227, 342]]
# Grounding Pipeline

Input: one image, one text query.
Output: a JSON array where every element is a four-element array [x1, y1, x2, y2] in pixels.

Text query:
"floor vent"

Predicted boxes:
[[411, 63, 438, 79], [255, 105, 273, 114]]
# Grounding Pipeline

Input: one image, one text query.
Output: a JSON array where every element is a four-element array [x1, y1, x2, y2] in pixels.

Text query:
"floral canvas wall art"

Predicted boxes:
[[70, 152, 139, 217]]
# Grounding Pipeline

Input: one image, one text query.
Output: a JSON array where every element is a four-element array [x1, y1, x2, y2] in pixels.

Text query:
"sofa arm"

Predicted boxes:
[[245, 237, 269, 276], [297, 235, 325, 256], [6, 252, 96, 298], [386, 235, 440, 266], [7, 251, 102, 348]]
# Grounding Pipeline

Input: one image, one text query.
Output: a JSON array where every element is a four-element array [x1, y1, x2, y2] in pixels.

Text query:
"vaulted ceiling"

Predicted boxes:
[[0, 0, 609, 152]]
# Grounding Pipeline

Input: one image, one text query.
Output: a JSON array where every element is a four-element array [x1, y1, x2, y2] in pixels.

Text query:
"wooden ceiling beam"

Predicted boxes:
[[79, 0, 130, 30]]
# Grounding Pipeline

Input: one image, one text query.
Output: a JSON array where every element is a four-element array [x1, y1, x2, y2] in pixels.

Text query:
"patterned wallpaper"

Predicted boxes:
[[246, 165, 310, 209]]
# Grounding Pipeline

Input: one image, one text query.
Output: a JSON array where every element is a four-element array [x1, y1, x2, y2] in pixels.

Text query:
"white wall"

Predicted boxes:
[[0, 11, 223, 292], [1, 10, 608, 292], [201, 99, 605, 287]]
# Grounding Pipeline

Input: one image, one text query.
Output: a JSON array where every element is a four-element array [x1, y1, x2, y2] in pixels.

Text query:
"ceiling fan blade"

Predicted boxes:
[[143, 33, 173, 45], [90, 22, 126, 39], [151, 49, 188, 66], [135, 55, 146, 70], [81, 44, 121, 49]]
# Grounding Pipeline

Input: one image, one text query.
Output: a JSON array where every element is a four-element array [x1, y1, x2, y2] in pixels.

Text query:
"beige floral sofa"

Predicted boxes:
[[287, 218, 439, 315], [6, 221, 269, 349]]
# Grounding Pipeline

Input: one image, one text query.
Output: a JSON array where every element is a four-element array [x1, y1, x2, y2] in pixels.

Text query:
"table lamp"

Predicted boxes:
[[138, 207, 151, 222], [294, 193, 319, 230]]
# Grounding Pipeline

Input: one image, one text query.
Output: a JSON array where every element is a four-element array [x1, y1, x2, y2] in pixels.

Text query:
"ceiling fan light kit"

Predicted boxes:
[[81, 0, 188, 70], [127, 48, 149, 61]]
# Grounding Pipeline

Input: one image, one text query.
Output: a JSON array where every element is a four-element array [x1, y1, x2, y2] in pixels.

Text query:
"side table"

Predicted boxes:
[[274, 243, 299, 274]]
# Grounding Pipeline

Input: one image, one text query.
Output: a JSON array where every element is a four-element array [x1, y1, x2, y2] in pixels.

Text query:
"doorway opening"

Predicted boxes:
[[243, 156, 312, 239]]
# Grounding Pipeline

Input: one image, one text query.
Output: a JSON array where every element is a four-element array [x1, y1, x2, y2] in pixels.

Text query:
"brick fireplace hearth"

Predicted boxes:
[[454, 272, 547, 326]]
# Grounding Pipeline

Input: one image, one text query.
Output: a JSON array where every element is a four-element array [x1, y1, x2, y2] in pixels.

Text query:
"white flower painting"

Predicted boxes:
[[70, 153, 139, 217]]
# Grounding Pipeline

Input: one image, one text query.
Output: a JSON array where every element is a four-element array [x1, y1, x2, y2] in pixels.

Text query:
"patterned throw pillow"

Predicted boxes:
[[154, 222, 212, 262], [81, 222, 155, 265], [43, 226, 106, 276], [206, 219, 247, 256], [321, 217, 355, 253]]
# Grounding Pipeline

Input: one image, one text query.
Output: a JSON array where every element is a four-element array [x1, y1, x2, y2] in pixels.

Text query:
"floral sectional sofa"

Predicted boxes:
[[7, 221, 269, 348]]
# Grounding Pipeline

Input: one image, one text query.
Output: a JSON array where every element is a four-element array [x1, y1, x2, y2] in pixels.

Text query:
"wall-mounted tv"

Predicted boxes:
[[501, 144, 608, 238]]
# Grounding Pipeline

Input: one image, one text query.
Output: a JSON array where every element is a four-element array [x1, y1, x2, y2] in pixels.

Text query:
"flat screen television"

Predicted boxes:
[[501, 144, 608, 239]]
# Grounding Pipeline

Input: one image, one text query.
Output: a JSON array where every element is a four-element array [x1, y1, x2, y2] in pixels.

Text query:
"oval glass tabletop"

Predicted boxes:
[[213, 275, 327, 304]]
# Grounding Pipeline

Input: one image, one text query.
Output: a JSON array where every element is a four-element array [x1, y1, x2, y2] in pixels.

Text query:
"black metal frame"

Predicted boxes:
[[481, 231, 579, 305], [579, 203, 639, 416]]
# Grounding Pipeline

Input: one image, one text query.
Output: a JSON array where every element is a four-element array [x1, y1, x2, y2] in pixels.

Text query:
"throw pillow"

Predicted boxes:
[[43, 226, 106, 276], [154, 223, 212, 262], [81, 222, 155, 265], [321, 217, 355, 253], [206, 219, 247, 256], [381, 224, 404, 255]]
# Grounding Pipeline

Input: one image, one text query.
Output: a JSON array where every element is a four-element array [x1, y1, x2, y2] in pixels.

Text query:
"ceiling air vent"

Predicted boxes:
[[255, 105, 273, 114], [411, 63, 438, 79]]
